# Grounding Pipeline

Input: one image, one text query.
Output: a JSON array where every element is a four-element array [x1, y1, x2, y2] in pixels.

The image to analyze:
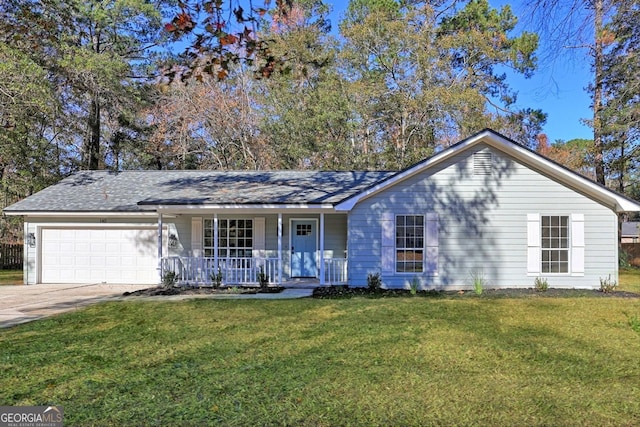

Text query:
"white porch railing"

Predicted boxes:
[[324, 257, 348, 285], [162, 256, 348, 286], [161, 257, 280, 285]]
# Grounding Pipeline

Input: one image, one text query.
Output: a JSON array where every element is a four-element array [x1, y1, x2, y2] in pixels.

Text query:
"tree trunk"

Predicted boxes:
[[593, 0, 606, 185], [86, 94, 101, 170]]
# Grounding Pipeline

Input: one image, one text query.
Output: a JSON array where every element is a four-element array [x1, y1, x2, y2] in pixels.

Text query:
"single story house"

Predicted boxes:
[[5, 129, 640, 289]]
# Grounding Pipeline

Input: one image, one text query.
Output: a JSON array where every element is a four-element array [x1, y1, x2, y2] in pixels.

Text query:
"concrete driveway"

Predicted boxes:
[[0, 283, 153, 328]]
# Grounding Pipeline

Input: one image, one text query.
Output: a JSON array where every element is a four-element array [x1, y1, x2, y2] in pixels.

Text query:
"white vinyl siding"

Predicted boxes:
[[348, 145, 616, 289], [191, 217, 203, 257], [254, 217, 266, 258]]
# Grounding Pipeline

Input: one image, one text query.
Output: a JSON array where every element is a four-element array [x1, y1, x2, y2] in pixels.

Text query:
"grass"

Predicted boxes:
[[619, 267, 640, 293], [0, 269, 22, 285], [1, 294, 640, 426]]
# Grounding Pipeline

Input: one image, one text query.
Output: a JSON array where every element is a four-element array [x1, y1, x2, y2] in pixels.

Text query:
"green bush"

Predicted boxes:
[[534, 276, 549, 292], [367, 272, 382, 290], [469, 269, 486, 296], [619, 250, 632, 268], [410, 276, 419, 295], [258, 266, 269, 290], [161, 271, 177, 288], [210, 268, 223, 289]]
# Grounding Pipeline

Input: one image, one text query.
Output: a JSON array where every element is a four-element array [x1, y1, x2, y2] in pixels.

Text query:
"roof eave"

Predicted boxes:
[[154, 203, 337, 213], [2, 210, 159, 217]]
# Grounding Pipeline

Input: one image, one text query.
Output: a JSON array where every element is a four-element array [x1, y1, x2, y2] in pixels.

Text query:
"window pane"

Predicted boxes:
[[540, 216, 569, 273], [395, 216, 425, 273]]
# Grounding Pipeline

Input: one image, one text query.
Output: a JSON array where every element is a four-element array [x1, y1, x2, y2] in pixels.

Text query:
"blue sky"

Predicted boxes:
[[326, 0, 594, 143]]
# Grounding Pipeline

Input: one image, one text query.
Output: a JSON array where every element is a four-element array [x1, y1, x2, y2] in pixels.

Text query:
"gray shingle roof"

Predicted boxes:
[[3, 170, 396, 213]]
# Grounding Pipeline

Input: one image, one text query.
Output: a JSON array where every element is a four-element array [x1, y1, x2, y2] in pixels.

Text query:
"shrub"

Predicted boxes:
[[619, 249, 632, 268], [410, 276, 419, 295], [257, 266, 269, 290], [469, 269, 486, 296], [599, 275, 618, 293], [162, 271, 177, 288], [534, 276, 549, 292], [210, 268, 223, 289], [367, 272, 382, 290]]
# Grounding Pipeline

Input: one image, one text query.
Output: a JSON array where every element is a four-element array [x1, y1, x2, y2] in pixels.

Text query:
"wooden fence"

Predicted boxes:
[[0, 243, 23, 269]]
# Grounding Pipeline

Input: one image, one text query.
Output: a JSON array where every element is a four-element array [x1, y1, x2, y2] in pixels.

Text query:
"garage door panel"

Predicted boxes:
[[41, 228, 158, 284]]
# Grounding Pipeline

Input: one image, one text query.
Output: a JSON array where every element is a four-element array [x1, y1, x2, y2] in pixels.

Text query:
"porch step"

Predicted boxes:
[[282, 278, 321, 289]]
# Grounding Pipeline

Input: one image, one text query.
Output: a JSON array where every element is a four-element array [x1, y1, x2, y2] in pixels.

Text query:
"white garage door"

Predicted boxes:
[[41, 228, 158, 284]]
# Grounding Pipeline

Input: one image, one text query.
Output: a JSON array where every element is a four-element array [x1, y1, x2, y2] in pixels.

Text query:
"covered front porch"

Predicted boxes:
[[156, 211, 348, 287], [160, 256, 346, 286]]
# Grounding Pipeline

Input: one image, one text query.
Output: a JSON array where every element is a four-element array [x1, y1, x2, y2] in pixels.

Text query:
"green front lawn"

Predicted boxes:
[[1, 295, 640, 426], [0, 269, 22, 285], [619, 267, 640, 293]]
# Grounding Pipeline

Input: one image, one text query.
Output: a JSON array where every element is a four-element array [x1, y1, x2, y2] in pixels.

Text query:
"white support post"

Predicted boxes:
[[278, 213, 283, 284], [157, 212, 163, 284], [319, 213, 325, 285]]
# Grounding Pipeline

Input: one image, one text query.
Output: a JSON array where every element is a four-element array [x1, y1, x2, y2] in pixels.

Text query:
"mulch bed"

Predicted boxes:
[[123, 286, 285, 297], [312, 285, 640, 299]]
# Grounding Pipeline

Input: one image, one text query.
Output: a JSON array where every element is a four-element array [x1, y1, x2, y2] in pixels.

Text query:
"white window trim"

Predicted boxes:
[[527, 213, 584, 277], [381, 213, 438, 276], [395, 214, 426, 274], [203, 218, 255, 258]]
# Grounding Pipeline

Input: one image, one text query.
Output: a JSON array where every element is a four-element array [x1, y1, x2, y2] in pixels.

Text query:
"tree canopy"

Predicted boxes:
[[1, 0, 639, 242]]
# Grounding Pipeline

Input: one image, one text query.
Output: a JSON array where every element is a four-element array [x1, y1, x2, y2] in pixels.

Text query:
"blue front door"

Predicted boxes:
[[291, 220, 317, 277]]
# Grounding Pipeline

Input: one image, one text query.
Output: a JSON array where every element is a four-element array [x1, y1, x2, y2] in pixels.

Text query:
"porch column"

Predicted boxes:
[[319, 213, 325, 285], [213, 214, 219, 268], [157, 212, 163, 284], [278, 213, 283, 284]]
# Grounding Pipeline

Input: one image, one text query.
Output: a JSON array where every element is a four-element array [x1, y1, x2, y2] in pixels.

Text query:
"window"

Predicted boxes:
[[396, 215, 424, 273], [541, 215, 568, 273], [203, 219, 253, 258], [296, 224, 312, 236]]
